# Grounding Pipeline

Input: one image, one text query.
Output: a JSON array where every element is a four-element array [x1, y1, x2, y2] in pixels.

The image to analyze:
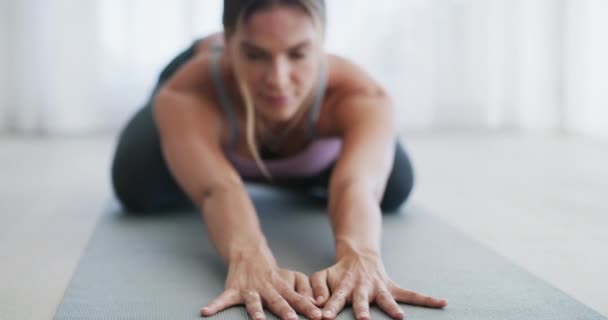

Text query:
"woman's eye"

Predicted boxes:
[[245, 52, 265, 60], [289, 52, 305, 60]]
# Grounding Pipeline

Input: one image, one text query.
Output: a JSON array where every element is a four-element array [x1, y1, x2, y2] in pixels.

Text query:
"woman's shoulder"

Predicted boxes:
[[156, 33, 234, 146], [316, 53, 388, 136], [324, 54, 387, 115], [161, 34, 224, 93], [326, 53, 384, 95]]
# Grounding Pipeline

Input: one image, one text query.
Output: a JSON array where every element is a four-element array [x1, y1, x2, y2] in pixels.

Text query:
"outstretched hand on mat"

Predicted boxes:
[[200, 247, 323, 320], [310, 249, 448, 320]]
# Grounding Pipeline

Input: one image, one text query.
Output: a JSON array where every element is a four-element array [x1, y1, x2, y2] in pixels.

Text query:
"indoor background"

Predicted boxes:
[[1, 0, 607, 136], [1, 1, 606, 319]]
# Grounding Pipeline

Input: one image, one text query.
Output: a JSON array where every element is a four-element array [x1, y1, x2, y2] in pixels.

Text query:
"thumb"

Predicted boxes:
[[200, 289, 240, 317]]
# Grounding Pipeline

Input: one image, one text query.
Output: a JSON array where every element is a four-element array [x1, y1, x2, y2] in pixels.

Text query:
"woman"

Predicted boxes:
[[111, 0, 448, 319]]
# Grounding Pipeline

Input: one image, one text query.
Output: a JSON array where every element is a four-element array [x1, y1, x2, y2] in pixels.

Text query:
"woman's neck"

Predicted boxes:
[[257, 91, 315, 133]]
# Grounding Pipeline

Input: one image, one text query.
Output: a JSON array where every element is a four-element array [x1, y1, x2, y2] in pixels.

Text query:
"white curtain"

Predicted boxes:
[[1, 0, 607, 139]]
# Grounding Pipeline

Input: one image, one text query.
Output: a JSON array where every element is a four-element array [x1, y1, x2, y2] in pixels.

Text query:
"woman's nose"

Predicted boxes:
[[265, 58, 290, 91]]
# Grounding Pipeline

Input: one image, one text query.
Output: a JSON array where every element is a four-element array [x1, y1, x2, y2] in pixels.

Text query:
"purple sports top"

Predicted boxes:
[[209, 44, 342, 179]]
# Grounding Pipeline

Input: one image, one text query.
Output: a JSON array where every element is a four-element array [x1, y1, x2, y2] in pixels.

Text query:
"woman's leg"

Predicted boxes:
[[379, 139, 415, 212], [110, 41, 200, 213], [110, 101, 195, 213]]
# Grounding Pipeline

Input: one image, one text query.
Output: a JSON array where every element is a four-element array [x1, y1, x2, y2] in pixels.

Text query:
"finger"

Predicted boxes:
[[294, 272, 316, 305], [389, 284, 448, 309], [277, 281, 323, 320], [262, 288, 299, 320], [200, 288, 240, 317], [310, 271, 330, 306], [352, 287, 371, 320], [322, 283, 352, 320], [243, 291, 266, 320], [279, 269, 297, 289], [374, 288, 405, 320]]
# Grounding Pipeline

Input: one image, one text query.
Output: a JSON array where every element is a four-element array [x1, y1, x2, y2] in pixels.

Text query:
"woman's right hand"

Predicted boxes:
[[200, 247, 323, 320]]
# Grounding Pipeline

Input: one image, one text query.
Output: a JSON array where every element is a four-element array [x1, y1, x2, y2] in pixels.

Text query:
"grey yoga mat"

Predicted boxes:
[[53, 185, 606, 320]]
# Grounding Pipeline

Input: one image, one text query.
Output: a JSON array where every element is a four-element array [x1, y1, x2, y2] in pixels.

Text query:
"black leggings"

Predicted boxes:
[[110, 41, 416, 214]]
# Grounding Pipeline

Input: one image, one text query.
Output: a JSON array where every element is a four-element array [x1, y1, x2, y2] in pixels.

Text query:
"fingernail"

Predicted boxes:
[[316, 296, 323, 304], [254, 311, 264, 319], [309, 296, 316, 304], [312, 309, 322, 318], [200, 307, 210, 313], [358, 311, 369, 318], [323, 310, 333, 318], [288, 312, 298, 319]]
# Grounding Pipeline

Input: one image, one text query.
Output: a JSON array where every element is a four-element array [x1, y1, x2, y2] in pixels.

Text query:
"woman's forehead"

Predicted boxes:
[[239, 6, 317, 51]]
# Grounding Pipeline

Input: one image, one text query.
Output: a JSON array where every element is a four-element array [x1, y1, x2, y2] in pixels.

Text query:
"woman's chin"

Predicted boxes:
[[257, 104, 298, 121], [263, 111, 294, 124]]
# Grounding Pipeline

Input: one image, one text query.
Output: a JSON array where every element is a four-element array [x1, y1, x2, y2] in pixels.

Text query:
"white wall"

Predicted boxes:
[[0, 1, 12, 134], [1, 0, 607, 139], [511, 0, 563, 131], [325, 1, 437, 129], [431, 0, 488, 129], [10, 0, 102, 135], [328, 0, 563, 132], [564, 0, 608, 140], [428, 0, 563, 131]]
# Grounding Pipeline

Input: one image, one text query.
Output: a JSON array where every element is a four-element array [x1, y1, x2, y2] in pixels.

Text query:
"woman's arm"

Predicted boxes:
[[310, 58, 447, 320], [327, 89, 396, 260], [153, 58, 322, 320], [154, 80, 271, 265]]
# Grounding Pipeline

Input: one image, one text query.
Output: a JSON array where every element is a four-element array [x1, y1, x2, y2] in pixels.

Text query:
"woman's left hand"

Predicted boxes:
[[310, 250, 448, 320]]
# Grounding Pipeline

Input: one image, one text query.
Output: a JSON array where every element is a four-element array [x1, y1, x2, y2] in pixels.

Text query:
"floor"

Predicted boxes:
[[0, 131, 606, 320]]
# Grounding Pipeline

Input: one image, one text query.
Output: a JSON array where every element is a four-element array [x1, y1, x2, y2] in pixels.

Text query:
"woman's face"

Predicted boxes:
[[228, 6, 321, 123]]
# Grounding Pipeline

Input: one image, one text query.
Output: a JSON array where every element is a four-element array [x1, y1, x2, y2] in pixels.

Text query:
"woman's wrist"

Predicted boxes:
[[228, 241, 277, 266], [335, 236, 381, 260]]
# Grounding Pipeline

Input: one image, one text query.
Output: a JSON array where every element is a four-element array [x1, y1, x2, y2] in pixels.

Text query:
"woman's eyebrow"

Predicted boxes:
[[241, 40, 311, 53], [288, 41, 311, 51]]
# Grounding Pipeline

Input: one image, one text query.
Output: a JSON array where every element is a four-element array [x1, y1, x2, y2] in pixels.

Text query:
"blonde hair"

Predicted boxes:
[[230, 0, 326, 182]]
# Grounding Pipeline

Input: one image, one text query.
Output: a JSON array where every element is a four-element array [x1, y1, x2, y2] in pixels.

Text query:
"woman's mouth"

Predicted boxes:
[[263, 94, 290, 107]]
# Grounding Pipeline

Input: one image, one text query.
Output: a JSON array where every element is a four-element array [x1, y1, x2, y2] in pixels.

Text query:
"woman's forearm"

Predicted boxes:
[[328, 181, 382, 260], [200, 181, 276, 265]]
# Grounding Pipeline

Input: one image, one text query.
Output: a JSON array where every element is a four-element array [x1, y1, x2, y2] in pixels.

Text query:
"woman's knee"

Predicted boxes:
[[110, 105, 189, 213], [111, 150, 192, 213], [111, 159, 153, 213], [111, 142, 158, 213], [380, 141, 415, 213]]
